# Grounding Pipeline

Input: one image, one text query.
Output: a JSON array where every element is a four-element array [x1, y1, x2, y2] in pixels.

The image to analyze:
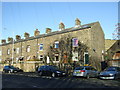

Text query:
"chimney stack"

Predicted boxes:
[[75, 18, 81, 28], [34, 29, 40, 36], [8, 37, 13, 43], [1, 39, 6, 44], [59, 22, 65, 31], [24, 32, 30, 39], [16, 35, 21, 41], [46, 28, 52, 34]]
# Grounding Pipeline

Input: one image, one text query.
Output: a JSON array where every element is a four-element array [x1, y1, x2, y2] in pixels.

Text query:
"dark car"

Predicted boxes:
[[99, 66, 120, 79], [37, 65, 66, 77], [3, 65, 23, 73], [73, 66, 99, 78]]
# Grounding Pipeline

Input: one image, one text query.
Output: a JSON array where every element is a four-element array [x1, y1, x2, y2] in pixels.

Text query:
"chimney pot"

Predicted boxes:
[[16, 35, 21, 41], [59, 22, 65, 31], [75, 18, 81, 27], [24, 32, 30, 39], [46, 28, 52, 34], [34, 29, 40, 36], [8, 37, 13, 42], [1, 39, 6, 44]]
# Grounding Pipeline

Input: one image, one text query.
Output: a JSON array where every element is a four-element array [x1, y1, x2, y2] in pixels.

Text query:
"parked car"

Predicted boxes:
[[3, 65, 23, 73], [99, 66, 120, 79], [37, 65, 67, 77], [73, 66, 99, 78]]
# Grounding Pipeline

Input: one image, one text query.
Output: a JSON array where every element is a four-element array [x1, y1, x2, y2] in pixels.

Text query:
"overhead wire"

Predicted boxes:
[[49, 2, 57, 31]]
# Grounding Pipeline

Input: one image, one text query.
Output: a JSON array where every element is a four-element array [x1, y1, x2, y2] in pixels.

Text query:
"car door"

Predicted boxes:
[[85, 67, 92, 77], [41, 66, 46, 76], [91, 67, 98, 77], [45, 66, 50, 76], [117, 67, 120, 78]]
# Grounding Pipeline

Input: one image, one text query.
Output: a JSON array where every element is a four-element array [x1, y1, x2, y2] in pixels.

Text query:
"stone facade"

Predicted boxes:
[[0, 19, 105, 70], [105, 40, 120, 67]]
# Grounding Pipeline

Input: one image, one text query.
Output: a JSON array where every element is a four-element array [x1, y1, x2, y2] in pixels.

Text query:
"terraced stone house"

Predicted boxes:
[[0, 18, 105, 70]]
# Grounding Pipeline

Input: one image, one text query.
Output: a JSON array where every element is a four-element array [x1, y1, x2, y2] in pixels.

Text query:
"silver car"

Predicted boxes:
[[99, 66, 120, 79], [73, 66, 99, 78]]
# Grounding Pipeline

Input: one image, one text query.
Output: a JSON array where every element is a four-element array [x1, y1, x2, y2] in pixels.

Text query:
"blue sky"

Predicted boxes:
[[2, 2, 118, 41]]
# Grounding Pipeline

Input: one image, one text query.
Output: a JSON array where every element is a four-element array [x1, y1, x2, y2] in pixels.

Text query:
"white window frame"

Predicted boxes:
[[39, 55, 43, 61], [0, 50, 1, 56], [16, 57, 19, 61], [16, 48, 19, 54], [26, 45, 30, 52], [55, 41, 59, 48], [7, 49, 10, 55], [27, 56, 31, 60], [40, 44, 43, 51]]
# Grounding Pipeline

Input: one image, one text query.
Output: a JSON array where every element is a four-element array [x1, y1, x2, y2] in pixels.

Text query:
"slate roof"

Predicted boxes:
[[105, 39, 117, 51]]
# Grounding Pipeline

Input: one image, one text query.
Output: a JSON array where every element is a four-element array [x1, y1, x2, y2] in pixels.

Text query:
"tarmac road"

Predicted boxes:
[[2, 72, 120, 88]]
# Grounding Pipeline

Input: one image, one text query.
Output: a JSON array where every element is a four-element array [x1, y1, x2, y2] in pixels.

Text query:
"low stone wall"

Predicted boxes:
[[0, 62, 44, 72]]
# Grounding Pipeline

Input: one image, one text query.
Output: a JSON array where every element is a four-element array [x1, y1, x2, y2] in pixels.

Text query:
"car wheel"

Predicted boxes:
[[86, 74, 90, 79], [52, 73, 55, 77], [39, 71, 42, 76]]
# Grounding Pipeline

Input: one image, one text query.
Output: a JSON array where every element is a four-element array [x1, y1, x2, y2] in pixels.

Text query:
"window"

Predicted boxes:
[[72, 38, 78, 47], [26, 56, 31, 60], [26, 45, 30, 52], [13, 48, 16, 54], [0, 51, 1, 56], [55, 56, 59, 61], [40, 44, 43, 51], [7, 49, 10, 55], [55, 41, 59, 48], [16, 57, 19, 61], [40, 55, 43, 61], [55, 54, 59, 61], [16, 48, 19, 54]]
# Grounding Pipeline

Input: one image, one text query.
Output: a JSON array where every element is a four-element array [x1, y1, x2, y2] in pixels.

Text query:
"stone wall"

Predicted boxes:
[[0, 62, 44, 72]]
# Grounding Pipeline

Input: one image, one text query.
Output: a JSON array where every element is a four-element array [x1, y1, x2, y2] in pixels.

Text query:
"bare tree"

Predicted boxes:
[[46, 35, 88, 69]]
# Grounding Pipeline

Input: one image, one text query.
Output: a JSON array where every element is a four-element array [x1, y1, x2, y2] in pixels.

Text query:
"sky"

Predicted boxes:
[[1, 1, 119, 42]]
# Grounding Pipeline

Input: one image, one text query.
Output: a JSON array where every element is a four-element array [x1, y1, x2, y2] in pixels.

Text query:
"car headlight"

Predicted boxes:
[[109, 74, 113, 76], [56, 71, 61, 73], [100, 73, 103, 75], [10, 69, 13, 71]]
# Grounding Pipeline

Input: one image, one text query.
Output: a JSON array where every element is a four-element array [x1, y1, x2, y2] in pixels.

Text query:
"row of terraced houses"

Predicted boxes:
[[0, 18, 120, 71]]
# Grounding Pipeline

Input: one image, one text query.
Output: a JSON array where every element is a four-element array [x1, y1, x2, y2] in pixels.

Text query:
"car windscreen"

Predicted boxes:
[[9, 66, 16, 69], [75, 67, 84, 70], [105, 67, 116, 71], [50, 66, 59, 70]]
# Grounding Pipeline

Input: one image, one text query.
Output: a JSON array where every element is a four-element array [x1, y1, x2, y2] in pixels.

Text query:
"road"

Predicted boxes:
[[2, 72, 120, 88]]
